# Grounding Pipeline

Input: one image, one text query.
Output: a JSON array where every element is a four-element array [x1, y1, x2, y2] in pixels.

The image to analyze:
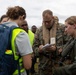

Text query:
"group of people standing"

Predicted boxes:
[[32, 9, 76, 75], [0, 5, 76, 75]]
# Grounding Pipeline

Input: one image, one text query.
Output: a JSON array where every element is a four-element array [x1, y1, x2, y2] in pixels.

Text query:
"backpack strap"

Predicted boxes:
[[8, 25, 17, 50]]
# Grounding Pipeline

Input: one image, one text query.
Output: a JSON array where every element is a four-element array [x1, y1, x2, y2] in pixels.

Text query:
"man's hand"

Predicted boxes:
[[39, 45, 44, 53], [58, 48, 62, 54], [45, 45, 56, 52]]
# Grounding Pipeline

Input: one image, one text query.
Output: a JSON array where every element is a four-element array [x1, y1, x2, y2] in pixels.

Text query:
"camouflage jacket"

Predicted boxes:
[[33, 22, 64, 57], [53, 38, 76, 75], [32, 22, 68, 75]]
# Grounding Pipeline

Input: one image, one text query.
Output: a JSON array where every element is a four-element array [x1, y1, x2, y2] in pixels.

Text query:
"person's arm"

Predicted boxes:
[[33, 28, 41, 56], [22, 54, 32, 69]]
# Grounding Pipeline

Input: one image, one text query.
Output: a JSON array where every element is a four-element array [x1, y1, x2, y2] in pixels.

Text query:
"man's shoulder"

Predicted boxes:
[[28, 30, 34, 34], [37, 26, 43, 32], [3, 22, 18, 27], [38, 26, 42, 29], [57, 23, 65, 30]]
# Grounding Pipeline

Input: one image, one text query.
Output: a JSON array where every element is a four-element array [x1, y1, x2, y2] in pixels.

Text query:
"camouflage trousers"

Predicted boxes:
[[38, 60, 55, 75]]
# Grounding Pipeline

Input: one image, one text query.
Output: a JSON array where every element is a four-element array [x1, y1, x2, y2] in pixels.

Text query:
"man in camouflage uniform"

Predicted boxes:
[[53, 16, 76, 75], [33, 10, 64, 75]]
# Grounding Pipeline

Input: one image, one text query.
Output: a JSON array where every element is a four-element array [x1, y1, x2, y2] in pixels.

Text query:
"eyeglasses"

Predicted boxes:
[[43, 20, 52, 24]]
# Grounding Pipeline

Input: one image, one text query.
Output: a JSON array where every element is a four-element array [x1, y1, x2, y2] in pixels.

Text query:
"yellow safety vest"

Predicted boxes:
[[28, 30, 34, 46], [5, 28, 26, 75]]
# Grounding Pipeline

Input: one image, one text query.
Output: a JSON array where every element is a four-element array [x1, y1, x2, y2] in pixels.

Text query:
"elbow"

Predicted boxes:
[[24, 64, 32, 70]]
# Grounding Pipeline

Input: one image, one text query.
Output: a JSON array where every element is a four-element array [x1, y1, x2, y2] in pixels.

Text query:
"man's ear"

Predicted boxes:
[[22, 15, 25, 19], [20, 15, 25, 20], [19, 15, 25, 20], [52, 16, 54, 19], [18, 16, 22, 20], [74, 24, 76, 29]]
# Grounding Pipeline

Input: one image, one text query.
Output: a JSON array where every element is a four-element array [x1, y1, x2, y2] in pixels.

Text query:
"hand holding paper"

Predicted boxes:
[[42, 43, 56, 51]]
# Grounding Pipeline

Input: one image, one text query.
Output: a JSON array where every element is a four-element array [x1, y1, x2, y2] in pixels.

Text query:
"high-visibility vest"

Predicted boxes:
[[28, 30, 34, 46], [5, 28, 26, 75]]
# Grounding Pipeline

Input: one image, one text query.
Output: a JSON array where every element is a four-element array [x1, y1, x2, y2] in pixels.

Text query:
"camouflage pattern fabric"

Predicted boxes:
[[33, 21, 65, 75], [53, 38, 76, 75]]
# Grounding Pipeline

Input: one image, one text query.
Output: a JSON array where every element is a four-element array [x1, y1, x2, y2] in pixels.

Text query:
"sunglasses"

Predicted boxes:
[[21, 24, 27, 27], [43, 20, 52, 24]]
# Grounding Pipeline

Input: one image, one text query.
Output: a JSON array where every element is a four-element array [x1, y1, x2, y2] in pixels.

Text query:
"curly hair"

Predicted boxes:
[[0, 14, 8, 22], [6, 6, 26, 20]]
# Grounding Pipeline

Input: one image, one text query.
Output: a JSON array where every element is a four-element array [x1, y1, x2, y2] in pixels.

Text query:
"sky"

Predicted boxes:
[[0, 0, 76, 28]]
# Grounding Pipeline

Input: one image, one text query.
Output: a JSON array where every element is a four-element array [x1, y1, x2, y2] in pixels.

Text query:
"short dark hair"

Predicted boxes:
[[31, 25, 37, 29], [42, 9, 53, 17], [0, 14, 8, 22]]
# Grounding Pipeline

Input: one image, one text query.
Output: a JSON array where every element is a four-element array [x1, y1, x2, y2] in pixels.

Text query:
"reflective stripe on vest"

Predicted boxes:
[[5, 50, 13, 55], [11, 28, 25, 75]]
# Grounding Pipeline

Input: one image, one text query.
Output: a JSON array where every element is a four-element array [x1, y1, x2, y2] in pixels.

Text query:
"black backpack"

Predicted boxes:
[[0, 24, 20, 75]]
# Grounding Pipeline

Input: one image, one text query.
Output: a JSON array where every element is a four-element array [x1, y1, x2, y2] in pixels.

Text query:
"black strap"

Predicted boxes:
[[17, 55, 21, 75]]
